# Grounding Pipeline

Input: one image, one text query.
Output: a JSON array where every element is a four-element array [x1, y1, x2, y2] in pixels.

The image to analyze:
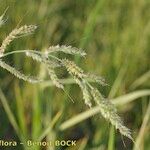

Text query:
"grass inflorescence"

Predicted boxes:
[[0, 13, 133, 141]]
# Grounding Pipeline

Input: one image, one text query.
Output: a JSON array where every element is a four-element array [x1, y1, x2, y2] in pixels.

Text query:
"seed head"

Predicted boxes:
[[0, 25, 37, 56], [47, 66, 64, 89], [75, 78, 92, 107], [0, 60, 41, 83], [91, 88, 133, 140], [48, 45, 86, 57], [62, 58, 85, 78]]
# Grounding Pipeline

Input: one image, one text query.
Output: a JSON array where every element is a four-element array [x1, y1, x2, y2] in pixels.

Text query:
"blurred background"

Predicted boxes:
[[0, 0, 150, 150]]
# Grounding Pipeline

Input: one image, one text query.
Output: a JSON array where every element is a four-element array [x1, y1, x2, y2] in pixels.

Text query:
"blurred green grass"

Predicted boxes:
[[0, 0, 150, 150]]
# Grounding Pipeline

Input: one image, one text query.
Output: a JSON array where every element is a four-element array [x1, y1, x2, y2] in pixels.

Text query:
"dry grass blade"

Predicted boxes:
[[0, 60, 41, 83]]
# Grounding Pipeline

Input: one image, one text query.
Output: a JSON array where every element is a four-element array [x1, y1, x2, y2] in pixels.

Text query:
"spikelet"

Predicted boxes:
[[75, 78, 92, 107], [47, 66, 64, 89], [62, 58, 85, 78], [26, 51, 43, 62], [86, 73, 108, 86], [0, 60, 41, 83], [47, 45, 86, 56], [91, 87, 133, 140], [25, 51, 63, 88], [26, 51, 61, 68], [0, 25, 37, 56]]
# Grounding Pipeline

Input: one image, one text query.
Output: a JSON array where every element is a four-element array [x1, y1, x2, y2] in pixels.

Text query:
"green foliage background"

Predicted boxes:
[[0, 0, 150, 149]]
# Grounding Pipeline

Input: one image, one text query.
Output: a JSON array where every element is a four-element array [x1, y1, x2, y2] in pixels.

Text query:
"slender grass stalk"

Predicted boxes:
[[108, 126, 115, 150], [0, 89, 20, 137], [38, 111, 62, 141], [79, 0, 106, 49], [133, 102, 150, 150], [32, 87, 41, 150], [130, 70, 150, 89], [0, 89, 27, 149], [14, 83, 28, 138], [113, 90, 150, 106]]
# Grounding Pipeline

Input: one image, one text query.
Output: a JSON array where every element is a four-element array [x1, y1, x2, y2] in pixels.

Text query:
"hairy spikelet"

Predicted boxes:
[[62, 58, 85, 78], [0, 25, 37, 56], [26, 51, 61, 68], [91, 87, 133, 140], [0, 60, 41, 83], [47, 45, 86, 56], [75, 78, 92, 107], [86, 73, 108, 86], [47, 66, 64, 89]]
